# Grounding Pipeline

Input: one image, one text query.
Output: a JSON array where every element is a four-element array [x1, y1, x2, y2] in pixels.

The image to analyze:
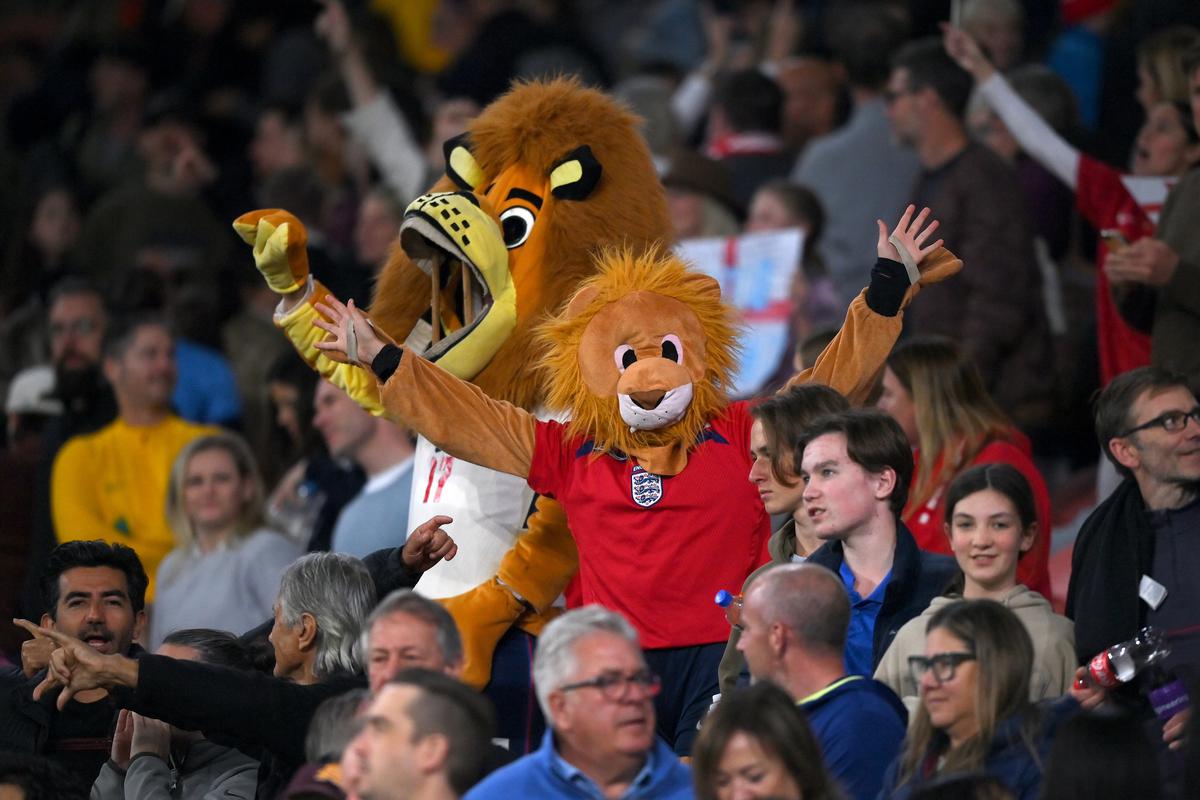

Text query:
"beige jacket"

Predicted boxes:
[[873, 585, 1076, 720]]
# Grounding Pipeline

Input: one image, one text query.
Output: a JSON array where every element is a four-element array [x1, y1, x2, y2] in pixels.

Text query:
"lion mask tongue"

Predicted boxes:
[[617, 382, 693, 431]]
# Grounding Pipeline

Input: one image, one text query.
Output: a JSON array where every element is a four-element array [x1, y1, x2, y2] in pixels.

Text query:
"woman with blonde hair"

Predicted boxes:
[[877, 337, 1051, 599], [881, 600, 1073, 799], [150, 432, 304, 647]]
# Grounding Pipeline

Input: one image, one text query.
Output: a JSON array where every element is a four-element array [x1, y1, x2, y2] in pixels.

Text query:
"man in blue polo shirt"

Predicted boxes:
[[738, 562, 907, 800], [464, 607, 692, 800], [796, 410, 957, 673]]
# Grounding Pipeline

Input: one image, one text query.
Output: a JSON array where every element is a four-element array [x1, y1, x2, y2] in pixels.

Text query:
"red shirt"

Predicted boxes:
[[1075, 157, 1167, 385], [903, 436, 1052, 600], [527, 401, 770, 649]]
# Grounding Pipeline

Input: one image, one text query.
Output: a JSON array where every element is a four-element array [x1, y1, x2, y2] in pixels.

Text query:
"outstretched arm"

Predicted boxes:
[[14, 620, 356, 764], [314, 296, 539, 478], [944, 24, 1079, 189], [786, 205, 961, 404], [233, 209, 386, 414]]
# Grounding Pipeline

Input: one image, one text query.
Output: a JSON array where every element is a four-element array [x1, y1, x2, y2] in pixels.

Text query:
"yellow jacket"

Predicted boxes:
[[52, 415, 218, 600]]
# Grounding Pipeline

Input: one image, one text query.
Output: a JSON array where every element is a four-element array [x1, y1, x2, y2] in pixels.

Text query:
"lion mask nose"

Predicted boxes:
[[630, 390, 666, 410]]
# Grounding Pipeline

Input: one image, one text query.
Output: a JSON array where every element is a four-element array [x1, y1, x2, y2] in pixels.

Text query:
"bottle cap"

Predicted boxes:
[[714, 590, 733, 607]]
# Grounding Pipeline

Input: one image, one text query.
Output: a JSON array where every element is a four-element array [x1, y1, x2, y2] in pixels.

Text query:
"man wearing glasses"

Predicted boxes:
[[1069, 367, 1200, 686], [736, 563, 906, 800], [464, 606, 692, 800]]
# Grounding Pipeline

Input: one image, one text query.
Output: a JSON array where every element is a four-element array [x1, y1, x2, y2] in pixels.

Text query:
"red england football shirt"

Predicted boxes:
[[1075, 157, 1166, 385], [527, 400, 770, 649]]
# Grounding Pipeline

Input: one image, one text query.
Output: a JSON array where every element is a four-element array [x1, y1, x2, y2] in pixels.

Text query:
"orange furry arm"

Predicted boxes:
[[786, 247, 961, 404], [785, 289, 897, 405], [377, 347, 537, 477]]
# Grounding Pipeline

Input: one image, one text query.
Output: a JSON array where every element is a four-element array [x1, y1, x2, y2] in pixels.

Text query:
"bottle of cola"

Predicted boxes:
[[1086, 626, 1191, 721], [1087, 627, 1169, 687]]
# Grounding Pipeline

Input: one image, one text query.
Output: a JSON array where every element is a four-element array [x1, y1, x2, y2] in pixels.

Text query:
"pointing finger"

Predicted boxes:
[[13, 619, 71, 646]]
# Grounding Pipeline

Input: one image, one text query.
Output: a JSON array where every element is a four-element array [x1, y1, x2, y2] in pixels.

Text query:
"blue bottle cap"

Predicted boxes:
[[714, 590, 733, 607]]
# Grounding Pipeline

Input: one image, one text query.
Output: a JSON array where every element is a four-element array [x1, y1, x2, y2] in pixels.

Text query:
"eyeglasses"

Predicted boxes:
[[559, 669, 662, 701], [908, 652, 976, 686], [1118, 408, 1200, 438], [49, 318, 100, 339]]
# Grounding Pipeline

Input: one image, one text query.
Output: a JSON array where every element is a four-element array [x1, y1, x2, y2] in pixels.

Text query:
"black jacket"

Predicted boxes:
[[119, 654, 366, 800], [808, 521, 958, 668], [1065, 478, 1154, 665], [0, 657, 130, 793]]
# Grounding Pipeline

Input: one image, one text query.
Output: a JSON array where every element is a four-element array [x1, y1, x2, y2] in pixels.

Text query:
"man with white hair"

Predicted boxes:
[[19, 552, 377, 798], [462, 606, 692, 799]]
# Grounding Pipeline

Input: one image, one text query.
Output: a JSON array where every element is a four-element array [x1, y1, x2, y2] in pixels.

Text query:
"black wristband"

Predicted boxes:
[[864, 257, 909, 318], [372, 344, 404, 382]]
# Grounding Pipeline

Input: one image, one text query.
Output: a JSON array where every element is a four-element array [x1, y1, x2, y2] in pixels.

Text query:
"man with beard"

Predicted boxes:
[[19, 280, 117, 622], [50, 314, 216, 597], [0, 540, 147, 794]]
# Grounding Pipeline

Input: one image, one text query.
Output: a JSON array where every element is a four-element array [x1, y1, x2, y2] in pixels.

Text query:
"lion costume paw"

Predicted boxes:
[[233, 208, 311, 295]]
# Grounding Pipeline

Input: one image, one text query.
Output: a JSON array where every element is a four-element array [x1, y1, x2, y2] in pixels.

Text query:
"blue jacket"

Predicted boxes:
[[808, 521, 958, 669], [881, 697, 1077, 800], [800, 675, 907, 800], [464, 728, 693, 800]]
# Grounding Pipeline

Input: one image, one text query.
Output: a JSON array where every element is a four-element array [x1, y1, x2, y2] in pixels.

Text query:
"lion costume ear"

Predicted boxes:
[[444, 133, 485, 192], [694, 274, 722, 303], [564, 285, 601, 319], [550, 146, 602, 201]]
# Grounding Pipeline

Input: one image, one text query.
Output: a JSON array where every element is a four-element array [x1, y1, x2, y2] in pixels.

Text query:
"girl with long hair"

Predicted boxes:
[[875, 464, 1075, 716], [877, 337, 1052, 599]]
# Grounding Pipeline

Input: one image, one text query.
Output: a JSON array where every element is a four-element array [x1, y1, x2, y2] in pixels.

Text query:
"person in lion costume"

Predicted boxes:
[[234, 78, 671, 751], [307, 205, 960, 754]]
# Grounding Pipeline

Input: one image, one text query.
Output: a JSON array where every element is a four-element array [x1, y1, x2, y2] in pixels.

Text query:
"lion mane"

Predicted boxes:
[[369, 78, 672, 410], [537, 246, 743, 455]]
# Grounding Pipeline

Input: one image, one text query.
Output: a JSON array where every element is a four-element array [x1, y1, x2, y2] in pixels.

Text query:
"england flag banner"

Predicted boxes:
[[676, 228, 804, 397]]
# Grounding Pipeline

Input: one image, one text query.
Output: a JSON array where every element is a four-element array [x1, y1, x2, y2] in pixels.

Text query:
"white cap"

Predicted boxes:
[[5, 365, 63, 416]]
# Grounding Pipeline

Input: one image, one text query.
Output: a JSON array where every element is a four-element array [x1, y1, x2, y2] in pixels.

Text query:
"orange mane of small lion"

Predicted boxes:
[[369, 78, 673, 410], [537, 247, 742, 455]]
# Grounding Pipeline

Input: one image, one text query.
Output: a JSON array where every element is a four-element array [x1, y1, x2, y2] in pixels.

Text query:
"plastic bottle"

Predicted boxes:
[[1085, 627, 1191, 722], [715, 590, 744, 628], [1086, 627, 1170, 688], [269, 478, 327, 543]]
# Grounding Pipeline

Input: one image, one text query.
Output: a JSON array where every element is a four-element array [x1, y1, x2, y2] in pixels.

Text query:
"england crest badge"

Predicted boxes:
[[631, 465, 663, 507]]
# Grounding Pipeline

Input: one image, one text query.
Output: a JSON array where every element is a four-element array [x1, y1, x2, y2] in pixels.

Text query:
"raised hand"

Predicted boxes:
[[20, 625, 57, 678], [130, 713, 172, 760], [877, 205, 943, 268], [314, 0, 354, 58], [112, 709, 134, 770], [942, 23, 995, 83], [402, 515, 459, 573], [313, 296, 389, 367]]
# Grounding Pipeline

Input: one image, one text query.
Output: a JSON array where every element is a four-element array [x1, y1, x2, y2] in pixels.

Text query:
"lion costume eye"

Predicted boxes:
[[614, 344, 637, 373], [500, 207, 536, 248], [661, 334, 683, 363]]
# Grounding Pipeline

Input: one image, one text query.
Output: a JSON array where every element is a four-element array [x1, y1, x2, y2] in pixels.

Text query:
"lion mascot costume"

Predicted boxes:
[[308, 202, 961, 753], [235, 78, 673, 750]]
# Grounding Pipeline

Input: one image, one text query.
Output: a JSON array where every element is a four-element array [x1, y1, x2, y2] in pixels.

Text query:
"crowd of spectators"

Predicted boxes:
[[2, 0, 1200, 798]]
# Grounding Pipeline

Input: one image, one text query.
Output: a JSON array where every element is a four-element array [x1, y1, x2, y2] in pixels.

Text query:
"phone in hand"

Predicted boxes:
[[1101, 228, 1129, 252]]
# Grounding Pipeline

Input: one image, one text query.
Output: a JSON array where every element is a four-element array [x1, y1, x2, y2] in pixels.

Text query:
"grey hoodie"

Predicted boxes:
[[873, 585, 1077, 721], [91, 739, 257, 800]]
